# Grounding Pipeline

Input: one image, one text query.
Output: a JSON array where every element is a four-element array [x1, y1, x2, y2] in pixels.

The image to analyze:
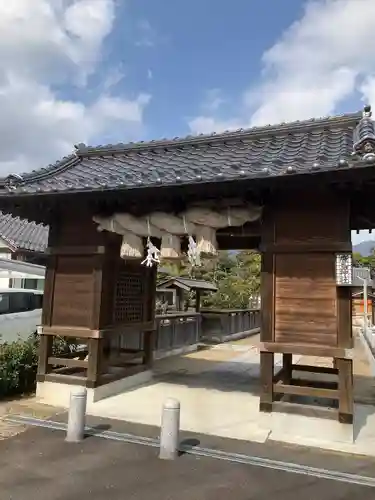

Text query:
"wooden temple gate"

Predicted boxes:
[[1, 105, 375, 423]]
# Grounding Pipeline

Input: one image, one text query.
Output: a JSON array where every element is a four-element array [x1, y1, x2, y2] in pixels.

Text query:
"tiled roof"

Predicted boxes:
[[352, 267, 374, 288], [1, 109, 372, 197], [0, 211, 48, 252], [157, 277, 218, 292]]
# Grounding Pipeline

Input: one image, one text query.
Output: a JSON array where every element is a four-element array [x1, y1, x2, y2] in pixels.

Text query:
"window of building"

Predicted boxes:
[[0, 293, 10, 314], [9, 292, 33, 313]]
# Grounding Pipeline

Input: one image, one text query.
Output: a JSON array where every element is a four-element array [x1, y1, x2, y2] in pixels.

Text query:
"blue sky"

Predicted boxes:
[[77, 0, 364, 143], [104, 0, 307, 141], [0, 1, 375, 244]]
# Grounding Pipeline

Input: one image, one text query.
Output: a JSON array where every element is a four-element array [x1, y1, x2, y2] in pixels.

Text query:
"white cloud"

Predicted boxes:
[[188, 116, 244, 135], [203, 88, 225, 112], [188, 88, 240, 134], [135, 19, 157, 47], [189, 0, 375, 134], [0, 1, 151, 175]]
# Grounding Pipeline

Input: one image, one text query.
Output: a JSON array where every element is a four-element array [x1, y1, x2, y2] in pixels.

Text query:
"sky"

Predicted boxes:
[[1, 0, 375, 243]]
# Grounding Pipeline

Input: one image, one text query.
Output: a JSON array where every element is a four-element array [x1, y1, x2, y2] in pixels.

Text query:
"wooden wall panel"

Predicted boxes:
[[274, 253, 337, 346], [274, 194, 350, 245], [51, 256, 94, 327]]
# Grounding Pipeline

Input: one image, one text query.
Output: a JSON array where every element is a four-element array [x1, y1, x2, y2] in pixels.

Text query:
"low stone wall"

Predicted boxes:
[[352, 314, 372, 337]]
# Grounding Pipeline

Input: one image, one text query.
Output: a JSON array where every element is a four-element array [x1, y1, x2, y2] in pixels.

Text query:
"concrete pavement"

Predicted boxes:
[[1, 424, 375, 499]]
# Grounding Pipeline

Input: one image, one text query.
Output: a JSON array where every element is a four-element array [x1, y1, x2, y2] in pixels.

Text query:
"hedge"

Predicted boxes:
[[0, 335, 76, 398]]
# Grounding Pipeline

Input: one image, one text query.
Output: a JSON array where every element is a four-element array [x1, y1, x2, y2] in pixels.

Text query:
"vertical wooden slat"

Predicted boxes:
[[90, 254, 104, 330], [87, 338, 103, 388], [42, 255, 57, 326], [282, 353, 293, 384], [37, 335, 53, 376], [260, 252, 275, 341], [259, 351, 274, 412], [337, 358, 353, 424], [337, 286, 352, 348], [260, 204, 275, 342]]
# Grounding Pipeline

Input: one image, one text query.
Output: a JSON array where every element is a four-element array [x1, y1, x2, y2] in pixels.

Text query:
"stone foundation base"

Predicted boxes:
[[36, 370, 153, 408]]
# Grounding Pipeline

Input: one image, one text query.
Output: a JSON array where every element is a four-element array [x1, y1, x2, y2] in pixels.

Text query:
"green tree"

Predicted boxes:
[[158, 250, 261, 309], [353, 250, 375, 272]]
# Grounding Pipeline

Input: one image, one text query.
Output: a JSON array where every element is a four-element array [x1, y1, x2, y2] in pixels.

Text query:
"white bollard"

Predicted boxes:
[[159, 398, 180, 460], [65, 387, 87, 443]]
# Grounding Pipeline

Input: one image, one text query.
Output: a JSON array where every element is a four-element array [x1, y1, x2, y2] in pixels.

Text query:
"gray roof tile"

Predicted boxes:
[[0, 212, 48, 252], [352, 267, 374, 287], [0, 110, 368, 196], [157, 277, 218, 292]]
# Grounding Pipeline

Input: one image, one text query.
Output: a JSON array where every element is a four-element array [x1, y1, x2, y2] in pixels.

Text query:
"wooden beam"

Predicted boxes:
[[46, 246, 106, 255], [40, 326, 101, 338], [273, 382, 339, 400], [48, 357, 88, 369], [259, 242, 352, 253], [292, 364, 338, 375], [259, 342, 353, 358]]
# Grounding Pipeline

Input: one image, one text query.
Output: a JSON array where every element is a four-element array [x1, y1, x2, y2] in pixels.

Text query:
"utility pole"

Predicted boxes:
[[358, 276, 369, 338]]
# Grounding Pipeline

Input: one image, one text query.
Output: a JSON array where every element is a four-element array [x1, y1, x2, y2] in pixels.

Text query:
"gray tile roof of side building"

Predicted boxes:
[[352, 267, 374, 288], [0, 211, 48, 252], [1, 109, 373, 196], [157, 277, 218, 292]]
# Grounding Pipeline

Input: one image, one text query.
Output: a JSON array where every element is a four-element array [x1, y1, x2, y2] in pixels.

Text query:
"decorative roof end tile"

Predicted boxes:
[[353, 105, 375, 160]]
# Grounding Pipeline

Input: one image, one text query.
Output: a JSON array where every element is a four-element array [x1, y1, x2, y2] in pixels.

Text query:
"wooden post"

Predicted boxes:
[[336, 285, 353, 424], [282, 353, 293, 384], [37, 334, 53, 378], [259, 241, 275, 412], [337, 358, 353, 424], [87, 338, 103, 388], [259, 351, 274, 412]]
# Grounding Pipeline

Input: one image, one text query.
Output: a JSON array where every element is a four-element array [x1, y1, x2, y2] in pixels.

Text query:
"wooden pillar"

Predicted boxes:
[[337, 358, 353, 423], [337, 285, 353, 423], [258, 191, 353, 421], [37, 335, 53, 378], [87, 338, 103, 388], [259, 206, 276, 412], [282, 353, 293, 384], [259, 351, 274, 412]]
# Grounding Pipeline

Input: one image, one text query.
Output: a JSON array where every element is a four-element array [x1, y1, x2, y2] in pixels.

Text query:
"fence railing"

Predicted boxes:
[[103, 308, 261, 360], [154, 312, 201, 355], [200, 308, 261, 343]]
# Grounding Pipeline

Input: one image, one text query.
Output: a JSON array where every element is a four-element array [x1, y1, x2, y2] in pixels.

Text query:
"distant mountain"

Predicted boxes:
[[353, 240, 375, 256]]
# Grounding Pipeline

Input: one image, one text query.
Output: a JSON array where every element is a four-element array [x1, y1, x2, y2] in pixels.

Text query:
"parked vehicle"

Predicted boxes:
[[0, 288, 43, 344]]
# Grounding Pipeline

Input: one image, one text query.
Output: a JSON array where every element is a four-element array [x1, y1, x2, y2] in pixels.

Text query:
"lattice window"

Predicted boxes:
[[114, 269, 144, 324]]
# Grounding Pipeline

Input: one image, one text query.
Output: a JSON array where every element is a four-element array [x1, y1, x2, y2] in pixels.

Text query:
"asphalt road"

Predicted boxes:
[[1, 424, 375, 500]]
